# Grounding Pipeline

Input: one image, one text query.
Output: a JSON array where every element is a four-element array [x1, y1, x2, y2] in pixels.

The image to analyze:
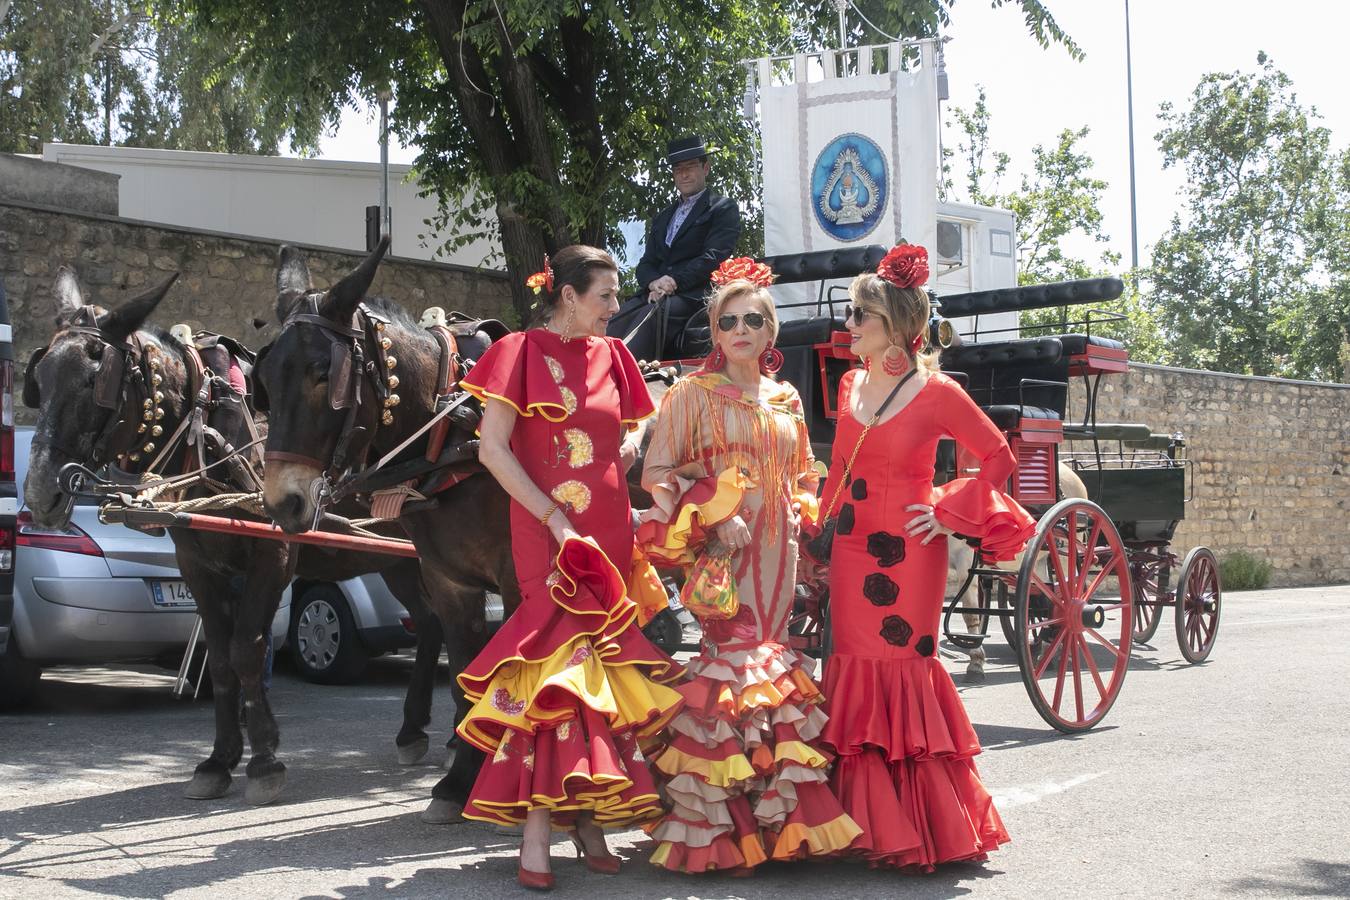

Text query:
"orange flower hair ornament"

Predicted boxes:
[[877, 243, 929, 290], [710, 256, 775, 288], [525, 255, 554, 295]]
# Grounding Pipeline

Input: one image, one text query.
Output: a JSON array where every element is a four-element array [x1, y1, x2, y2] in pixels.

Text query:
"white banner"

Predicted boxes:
[[758, 41, 939, 314]]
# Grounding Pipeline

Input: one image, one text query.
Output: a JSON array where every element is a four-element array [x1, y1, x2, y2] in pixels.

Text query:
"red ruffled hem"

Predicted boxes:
[[931, 477, 1035, 562], [464, 704, 663, 827], [821, 653, 982, 761], [830, 749, 1009, 871]]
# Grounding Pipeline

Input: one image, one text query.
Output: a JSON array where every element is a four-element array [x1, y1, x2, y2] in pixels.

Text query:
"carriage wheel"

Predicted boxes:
[[1014, 498, 1134, 733], [1130, 559, 1166, 644], [1175, 547, 1221, 663]]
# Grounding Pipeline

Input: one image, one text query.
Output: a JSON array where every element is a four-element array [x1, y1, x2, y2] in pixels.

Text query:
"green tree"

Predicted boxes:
[[0, 1, 323, 155], [1148, 53, 1347, 380], [170, 0, 1078, 323]]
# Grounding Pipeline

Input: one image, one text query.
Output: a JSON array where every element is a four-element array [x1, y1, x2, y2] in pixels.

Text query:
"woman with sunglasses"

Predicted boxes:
[[814, 244, 1033, 871], [638, 258, 861, 875]]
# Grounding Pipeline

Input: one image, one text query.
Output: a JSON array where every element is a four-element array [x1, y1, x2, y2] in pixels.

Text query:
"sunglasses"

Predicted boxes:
[[842, 304, 878, 326], [717, 312, 767, 331]]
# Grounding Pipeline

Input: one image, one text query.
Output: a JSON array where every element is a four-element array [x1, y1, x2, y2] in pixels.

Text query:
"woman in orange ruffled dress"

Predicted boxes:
[[818, 244, 1034, 871], [456, 245, 685, 891], [638, 259, 862, 875]]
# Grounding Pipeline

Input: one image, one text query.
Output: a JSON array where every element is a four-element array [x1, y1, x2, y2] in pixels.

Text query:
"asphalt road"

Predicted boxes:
[[2, 584, 1348, 899]]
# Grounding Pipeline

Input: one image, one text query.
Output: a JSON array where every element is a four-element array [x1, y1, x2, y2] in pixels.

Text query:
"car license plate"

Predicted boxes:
[[151, 580, 196, 609]]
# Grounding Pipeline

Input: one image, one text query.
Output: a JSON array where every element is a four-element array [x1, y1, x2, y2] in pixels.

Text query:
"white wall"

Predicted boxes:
[[41, 144, 499, 269], [935, 199, 1018, 341]]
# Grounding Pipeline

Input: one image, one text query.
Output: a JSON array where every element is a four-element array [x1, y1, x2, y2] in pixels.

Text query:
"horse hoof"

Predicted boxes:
[[183, 769, 232, 800], [244, 766, 287, 806], [421, 798, 465, 825], [964, 665, 987, 684], [397, 737, 430, 766]]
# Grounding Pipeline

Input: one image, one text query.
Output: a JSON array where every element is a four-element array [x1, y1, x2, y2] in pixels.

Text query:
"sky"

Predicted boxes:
[[309, 0, 1350, 271]]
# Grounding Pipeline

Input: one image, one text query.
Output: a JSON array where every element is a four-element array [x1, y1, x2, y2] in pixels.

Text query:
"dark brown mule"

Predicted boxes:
[[256, 238, 519, 823], [21, 267, 446, 804]]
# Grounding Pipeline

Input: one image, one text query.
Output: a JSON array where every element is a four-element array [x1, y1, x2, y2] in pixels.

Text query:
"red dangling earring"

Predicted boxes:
[[882, 345, 907, 376], [910, 332, 926, 354], [863, 357, 871, 372], [708, 346, 726, 369], [760, 345, 784, 374]]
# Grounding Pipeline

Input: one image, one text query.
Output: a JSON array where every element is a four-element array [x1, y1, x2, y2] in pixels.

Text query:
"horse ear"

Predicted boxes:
[[101, 273, 179, 343], [52, 267, 85, 323], [276, 245, 312, 297], [321, 234, 389, 321]]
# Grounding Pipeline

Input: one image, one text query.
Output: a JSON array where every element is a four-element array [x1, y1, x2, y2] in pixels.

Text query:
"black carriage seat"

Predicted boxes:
[[939, 337, 1068, 415], [762, 245, 888, 288], [1062, 422, 1153, 442], [1056, 334, 1124, 354], [980, 404, 1061, 432]]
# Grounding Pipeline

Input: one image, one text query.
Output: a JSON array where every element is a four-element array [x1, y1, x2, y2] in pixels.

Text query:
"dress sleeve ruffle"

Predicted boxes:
[[606, 337, 657, 429], [459, 330, 570, 421], [636, 466, 747, 567], [931, 477, 1036, 562]]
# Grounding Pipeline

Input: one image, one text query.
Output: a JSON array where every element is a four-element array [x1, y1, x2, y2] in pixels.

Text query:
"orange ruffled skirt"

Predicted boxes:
[[455, 538, 685, 827], [822, 653, 1009, 870], [648, 641, 862, 872]]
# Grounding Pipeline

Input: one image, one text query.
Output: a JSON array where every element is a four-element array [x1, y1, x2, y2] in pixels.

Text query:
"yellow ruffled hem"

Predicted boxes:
[[773, 739, 830, 770], [460, 382, 570, 423], [458, 636, 685, 753], [464, 787, 664, 828], [653, 744, 758, 789], [770, 812, 863, 860], [643, 467, 747, 567]]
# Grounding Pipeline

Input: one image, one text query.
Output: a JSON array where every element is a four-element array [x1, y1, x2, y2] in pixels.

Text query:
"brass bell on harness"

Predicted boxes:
[[384, 394, 400, 408], [380, 337, 392, 351], [152, 372, 163, 386], [155, 408, 164, 420], [142, 442, 155, 454], [386, 356, 397, 369], [381, 410, 394, 426], [143, 409, 153, 421], [154, 391, 164, 403], [143, 398, 153, 409], [138, 424, 147, 434], [152, 425, 163, 437], [386, 375, 399, 390], [128, 453, 141, 463]]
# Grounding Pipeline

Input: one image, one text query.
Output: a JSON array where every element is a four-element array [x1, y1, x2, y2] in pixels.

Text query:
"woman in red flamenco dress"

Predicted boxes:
[[819, 244, 1035, 871], [638, 261, 861, 875], [456, 246, 684, 890]]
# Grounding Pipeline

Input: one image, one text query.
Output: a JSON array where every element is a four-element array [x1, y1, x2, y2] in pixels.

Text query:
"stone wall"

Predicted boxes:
[[1091, 363, 1349, 588], [0, 199, 513, 423], [0, 154, 120, 215]]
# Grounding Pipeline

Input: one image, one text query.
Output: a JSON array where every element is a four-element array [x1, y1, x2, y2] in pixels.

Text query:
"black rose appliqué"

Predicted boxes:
[[879, 615, 913, 647], [836, 502, 856, 536], [915, 635, 935, 657], [851, 478, 868, 501], [866, 532, 905, 567], [863, 573, 899, 606]]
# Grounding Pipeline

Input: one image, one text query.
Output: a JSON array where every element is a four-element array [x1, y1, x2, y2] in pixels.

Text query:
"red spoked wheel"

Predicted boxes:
[[1014, 498, 1134, 733], [1175, 547, 1221, 663], [1130, 556, 1167, 644]]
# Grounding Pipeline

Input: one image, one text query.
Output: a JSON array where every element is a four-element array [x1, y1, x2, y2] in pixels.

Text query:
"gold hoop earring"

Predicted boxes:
[[560, 302, 576, 344]]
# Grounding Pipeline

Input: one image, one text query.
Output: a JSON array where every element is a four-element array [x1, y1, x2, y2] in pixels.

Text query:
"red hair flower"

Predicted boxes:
[[526, 254, 554, 295], [877, 243, 929, 290], [711, 256, 775, 288]]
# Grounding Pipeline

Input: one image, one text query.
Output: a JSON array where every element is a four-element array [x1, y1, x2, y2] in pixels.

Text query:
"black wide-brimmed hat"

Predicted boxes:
[[666, 135, 714, 165]]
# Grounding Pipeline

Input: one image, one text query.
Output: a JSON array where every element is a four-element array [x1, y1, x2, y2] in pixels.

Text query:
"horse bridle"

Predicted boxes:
[[25, 306, 166, 470], [261, 293, 401, 482]]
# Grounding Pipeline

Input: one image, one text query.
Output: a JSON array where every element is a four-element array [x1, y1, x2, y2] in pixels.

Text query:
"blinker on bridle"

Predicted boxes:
[[26, 306, 168, 468]]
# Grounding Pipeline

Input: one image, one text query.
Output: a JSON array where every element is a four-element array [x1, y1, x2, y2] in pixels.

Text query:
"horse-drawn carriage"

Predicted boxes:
[[645, 246, 1222, 733]]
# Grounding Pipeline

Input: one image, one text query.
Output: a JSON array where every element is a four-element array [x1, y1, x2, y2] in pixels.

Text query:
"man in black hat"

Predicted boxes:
[[607, 135, 742, 361]]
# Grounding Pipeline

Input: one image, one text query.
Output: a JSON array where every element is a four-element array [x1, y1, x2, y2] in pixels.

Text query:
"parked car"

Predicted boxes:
[[0, 277, 17, 703], [0, 427, 288, 709]]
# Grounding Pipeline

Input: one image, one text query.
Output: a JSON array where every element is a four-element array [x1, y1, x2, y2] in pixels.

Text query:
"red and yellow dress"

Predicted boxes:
[[638, 373, 861, 872], [822, 369, 1034, 870], [455, 328, 684, 827]]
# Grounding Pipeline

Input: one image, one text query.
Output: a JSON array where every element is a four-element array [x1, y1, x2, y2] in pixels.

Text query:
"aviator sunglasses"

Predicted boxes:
[[842, 304, 878, 326], [717, 312, 767, 331]]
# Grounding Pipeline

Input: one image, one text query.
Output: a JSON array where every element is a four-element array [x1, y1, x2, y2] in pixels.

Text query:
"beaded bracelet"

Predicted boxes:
[[538, 502, 558, 527]]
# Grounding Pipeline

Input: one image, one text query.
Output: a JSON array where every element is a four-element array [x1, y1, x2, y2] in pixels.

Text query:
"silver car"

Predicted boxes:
[[1, 427, 288, 708]]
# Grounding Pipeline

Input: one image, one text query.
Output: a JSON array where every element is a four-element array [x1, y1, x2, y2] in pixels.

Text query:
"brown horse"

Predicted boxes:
[[254, 238, 520, 823], [21, 268, 447, 805]]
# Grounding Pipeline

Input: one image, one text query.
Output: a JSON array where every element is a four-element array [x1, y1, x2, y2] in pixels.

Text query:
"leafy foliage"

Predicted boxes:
[[1219, 549, 1273, 592], [1148, 53, 1349, 380]]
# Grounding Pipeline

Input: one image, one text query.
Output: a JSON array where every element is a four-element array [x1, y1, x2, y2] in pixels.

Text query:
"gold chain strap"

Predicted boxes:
[[820, 368, 919, 522]]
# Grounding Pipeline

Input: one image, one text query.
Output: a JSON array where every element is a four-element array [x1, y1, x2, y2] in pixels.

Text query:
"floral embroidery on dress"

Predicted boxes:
[[879, 614, 913, 647], [551, 479, 591, 514], [522, 751, 535, 771], [567, 643, 594, 667], [492, 736, 512, 764], [556, 720, 573, 742], [544, 355, 565, 382], [545, 570, 562, 587], [491, 687, 526, 716], [563, 428, 594, 468]]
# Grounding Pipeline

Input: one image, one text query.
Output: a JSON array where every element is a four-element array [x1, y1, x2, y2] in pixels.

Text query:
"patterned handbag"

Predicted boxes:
[[680, 548, 739, 620]]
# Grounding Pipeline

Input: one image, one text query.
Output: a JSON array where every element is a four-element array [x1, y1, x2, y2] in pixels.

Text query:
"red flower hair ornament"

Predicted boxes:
[[711, 256, 775, 288], [525, 255, 554, 295], [877, 243, 930, 290]]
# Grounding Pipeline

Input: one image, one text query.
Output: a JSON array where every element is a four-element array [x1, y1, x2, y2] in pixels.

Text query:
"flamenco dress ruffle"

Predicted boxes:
[[931, 476, 1037, 563], [455, 537, 685, 827], [821, 654, 1009, 870], [638, 470, 861, 872]]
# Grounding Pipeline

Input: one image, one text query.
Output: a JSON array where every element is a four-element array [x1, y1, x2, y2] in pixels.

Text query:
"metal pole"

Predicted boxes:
[[1125, 0, 1140, 286], [378, 91, 392, 242], [834, 0, 847, 48]]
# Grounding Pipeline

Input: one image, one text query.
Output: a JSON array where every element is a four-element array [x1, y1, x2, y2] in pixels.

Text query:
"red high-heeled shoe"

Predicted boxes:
[[517, 859, 555, 891], [568, 831, 621, 874]]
